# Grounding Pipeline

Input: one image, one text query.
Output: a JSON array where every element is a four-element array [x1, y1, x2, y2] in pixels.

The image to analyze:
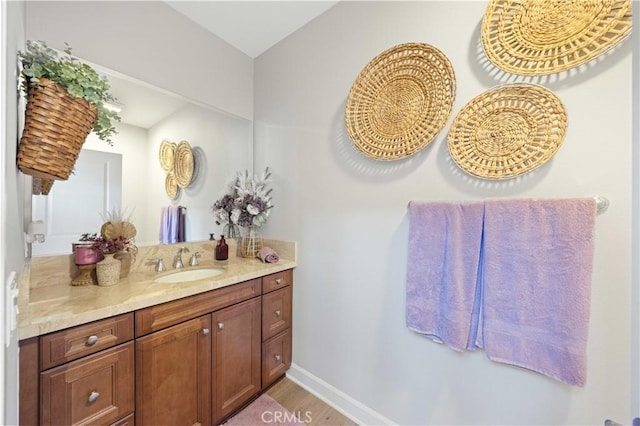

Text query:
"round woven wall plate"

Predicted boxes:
[[159, 140, 176, 173], [345, 42, 456, 160], [165, 173, 178, 199], [174, 140, 194, 188], [447, 83, 567, 180], [481, 0, 632, 75]]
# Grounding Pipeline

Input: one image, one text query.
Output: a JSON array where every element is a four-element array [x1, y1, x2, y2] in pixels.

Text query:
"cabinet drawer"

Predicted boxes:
[[262, 269, 292, 294], [135, 278, 261, 336], [262, 286, 292, 341], [40, 313, 134, 370], [40, 342, 134, 426], [262, 329, 292, 389]]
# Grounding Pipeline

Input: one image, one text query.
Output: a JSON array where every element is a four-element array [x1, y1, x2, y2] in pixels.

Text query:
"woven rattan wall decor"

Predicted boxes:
[[447, 83, 567, 180], [165, 173, 179, 200], [481, 0, 632, 75], [345, 42, 456, 160], [174, 140, 194, 188], [159, 139, 176, 173], [159, 139, 195, 198]]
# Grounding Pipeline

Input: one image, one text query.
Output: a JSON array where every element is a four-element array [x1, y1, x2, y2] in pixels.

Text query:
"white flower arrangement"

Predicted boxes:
[[212, 167, 273, 229]]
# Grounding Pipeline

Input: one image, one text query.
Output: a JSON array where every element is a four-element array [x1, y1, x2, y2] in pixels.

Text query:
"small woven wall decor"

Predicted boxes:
[[345, 42, 456, 160], [481, 0, 632, 75], [165, 173, 179, 199], [447, 83, 567, 180]]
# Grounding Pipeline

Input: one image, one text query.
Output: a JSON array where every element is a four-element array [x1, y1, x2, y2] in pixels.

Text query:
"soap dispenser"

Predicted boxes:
[[215, 235, 228, 261]]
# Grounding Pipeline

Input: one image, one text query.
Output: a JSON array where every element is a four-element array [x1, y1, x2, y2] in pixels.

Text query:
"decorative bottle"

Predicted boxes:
[[215, 235, 228, 261]]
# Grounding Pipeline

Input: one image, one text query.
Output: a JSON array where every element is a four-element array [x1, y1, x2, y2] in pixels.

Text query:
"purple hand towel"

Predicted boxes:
[[167, 205, 179, 244], [257, 246, 279, 263], [159, 207, 169, 244], [480, 198, 596, 386], [405, 201, 485, 351]]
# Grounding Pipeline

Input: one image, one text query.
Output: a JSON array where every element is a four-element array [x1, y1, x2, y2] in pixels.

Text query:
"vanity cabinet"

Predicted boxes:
[[19, 269, 294, 425]]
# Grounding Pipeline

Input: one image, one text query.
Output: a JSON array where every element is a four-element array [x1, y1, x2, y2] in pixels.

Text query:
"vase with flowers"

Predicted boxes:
[[78, 233, 128, 286], [78, 212, 138, 285], [212, 167, 273, 258]]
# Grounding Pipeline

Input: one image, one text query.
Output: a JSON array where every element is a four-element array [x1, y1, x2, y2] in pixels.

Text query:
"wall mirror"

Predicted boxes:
[[30, 60, 254, 257]]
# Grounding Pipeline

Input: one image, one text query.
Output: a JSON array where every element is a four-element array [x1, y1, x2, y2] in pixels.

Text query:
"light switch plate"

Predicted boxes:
[[5, 271, 18, 348]]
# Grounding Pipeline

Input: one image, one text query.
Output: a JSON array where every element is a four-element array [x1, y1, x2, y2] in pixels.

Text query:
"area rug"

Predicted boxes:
[[224, 394, 306, 426]]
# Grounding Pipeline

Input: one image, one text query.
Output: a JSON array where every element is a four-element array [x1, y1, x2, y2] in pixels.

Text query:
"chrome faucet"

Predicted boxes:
[[173, 247, 190, 269]]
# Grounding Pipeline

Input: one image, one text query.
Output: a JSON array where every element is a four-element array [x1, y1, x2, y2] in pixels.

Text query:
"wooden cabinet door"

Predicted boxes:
[[40, 342, 134, 426], [212, 297, 261, 424], [135, 315, 211, 426]]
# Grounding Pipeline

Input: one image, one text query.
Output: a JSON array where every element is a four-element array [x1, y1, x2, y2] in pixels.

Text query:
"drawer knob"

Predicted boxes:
[[275, 278, 282, 285], [86, 335, 99, 346], [202, 328, 210, 335], [275, 310, 281, 317], [88, 391, 100, 403], [218, 322, 224, 330], [275, 354, 282, 361]]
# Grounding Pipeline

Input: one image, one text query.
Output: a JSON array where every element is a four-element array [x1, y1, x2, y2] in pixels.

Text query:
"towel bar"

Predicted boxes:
[[407, 196, 610, 214]]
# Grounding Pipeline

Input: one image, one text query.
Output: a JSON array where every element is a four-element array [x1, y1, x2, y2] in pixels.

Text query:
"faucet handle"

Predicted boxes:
[[190, 251, 203, 266], [179, 247, 190, 254], [148, 258, 166, 272]]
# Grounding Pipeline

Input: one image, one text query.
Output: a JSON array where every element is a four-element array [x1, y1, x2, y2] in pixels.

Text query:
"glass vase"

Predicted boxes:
[[223, 223, 241, 239], [240, 226, 264, 258]]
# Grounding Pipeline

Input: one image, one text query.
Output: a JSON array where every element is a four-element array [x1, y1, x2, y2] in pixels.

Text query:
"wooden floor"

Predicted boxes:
[[267, 377, 358, 426]]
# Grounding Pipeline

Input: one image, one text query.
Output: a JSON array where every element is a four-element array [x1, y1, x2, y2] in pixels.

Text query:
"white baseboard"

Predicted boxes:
[[286, 363, 396, 426]]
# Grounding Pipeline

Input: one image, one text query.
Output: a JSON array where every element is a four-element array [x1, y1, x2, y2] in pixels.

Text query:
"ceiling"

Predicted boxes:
[[109, 1, 338, 128], [165, 1, 340, 58]]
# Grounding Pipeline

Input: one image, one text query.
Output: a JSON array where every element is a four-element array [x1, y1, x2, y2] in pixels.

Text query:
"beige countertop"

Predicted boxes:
[[18, 239, 296, 340]]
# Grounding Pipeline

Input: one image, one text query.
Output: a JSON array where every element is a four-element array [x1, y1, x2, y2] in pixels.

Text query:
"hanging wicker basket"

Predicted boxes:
[[17, 78, 98, 181]]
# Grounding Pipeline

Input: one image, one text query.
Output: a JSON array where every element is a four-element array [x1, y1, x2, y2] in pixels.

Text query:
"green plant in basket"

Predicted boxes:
[[18, 40, 121, 145]]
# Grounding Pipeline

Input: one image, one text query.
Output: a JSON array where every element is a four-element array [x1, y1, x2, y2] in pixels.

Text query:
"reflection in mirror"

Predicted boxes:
[[31, 61, 253, 256]]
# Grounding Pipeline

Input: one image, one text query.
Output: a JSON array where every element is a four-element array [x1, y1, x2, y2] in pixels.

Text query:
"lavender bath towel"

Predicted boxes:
[[406, 201, 485, 351], [480, 198, 596, 386]]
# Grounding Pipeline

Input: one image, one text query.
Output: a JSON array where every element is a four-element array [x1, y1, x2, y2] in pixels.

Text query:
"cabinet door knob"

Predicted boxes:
[[88, 391, 100, 403], [86, 335, 99, 346], [275, 278, 282, 285], [218, 322, 224, 330], [202, 328, 210, 335], [274, 354, 282, 361], [275, 310, 281, 317]]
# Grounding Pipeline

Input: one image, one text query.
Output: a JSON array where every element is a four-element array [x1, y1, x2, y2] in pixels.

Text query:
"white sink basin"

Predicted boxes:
[[153, 268, 226, 283]]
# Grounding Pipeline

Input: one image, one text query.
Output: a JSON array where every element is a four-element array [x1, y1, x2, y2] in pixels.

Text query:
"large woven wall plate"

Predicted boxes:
[[447, 83, 567, 180], [345, 42, 456, 160], [159, 139, 176, 173], [481, 0, 632, 75], [174, 140, 194, 188]]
